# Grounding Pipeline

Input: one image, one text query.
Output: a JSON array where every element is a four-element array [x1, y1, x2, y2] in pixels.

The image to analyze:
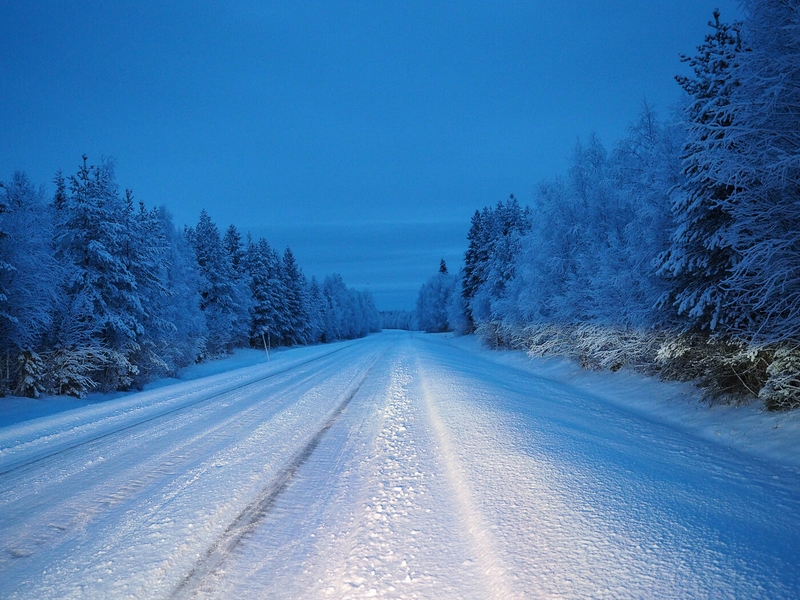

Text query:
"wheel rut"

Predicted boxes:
[[171, 356, 379, 599]]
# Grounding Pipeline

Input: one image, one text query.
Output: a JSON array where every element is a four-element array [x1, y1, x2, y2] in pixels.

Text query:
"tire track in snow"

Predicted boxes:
[[0, 345, 351, 481], [0, 345, 371, 586], [171, 356, 380, 599], [416, 356, 520, 600]]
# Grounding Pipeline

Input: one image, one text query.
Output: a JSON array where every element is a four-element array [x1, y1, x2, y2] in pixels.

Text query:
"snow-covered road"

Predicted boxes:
[[1, 331, 799, 598]]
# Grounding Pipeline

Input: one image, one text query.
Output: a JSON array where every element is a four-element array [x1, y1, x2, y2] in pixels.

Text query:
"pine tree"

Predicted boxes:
[[281, 247, 307, 345], [242, 236, 284, 347], [657, 11, 744, 332], [186, 210, 249, 356], [461, 209, 489, 326], [0, 172, 59, 395], [52, 157, 145, 392], [463, 195, 531, 325], [223, 224, 245, 276]]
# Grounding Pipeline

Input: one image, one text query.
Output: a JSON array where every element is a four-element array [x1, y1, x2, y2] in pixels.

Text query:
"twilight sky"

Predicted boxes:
[[1, 1, 741, 310]]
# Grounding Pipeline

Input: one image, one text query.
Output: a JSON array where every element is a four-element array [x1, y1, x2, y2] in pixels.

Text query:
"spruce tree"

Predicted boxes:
[[657, 11, 744, 332], [186, 210, 248, 355], [281, 247, 307, 345], [0, 172, 59, 395], [242, 236, 283, 347], [223, 224, 245, 276], [52, 157, 145, 392]]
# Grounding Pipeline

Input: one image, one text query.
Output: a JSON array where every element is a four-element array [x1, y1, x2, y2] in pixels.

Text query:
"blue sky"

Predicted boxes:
[[1, 1, 741, 310]]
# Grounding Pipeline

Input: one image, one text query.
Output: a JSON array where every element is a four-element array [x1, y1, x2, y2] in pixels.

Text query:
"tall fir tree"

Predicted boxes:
[[280, 246, 307, 345], [223, 224, 245, 276], [185, 210, 249, 356], [462, 195, 531, 326], [461, 209, 489, 326], [657, 10, 744, 332], [242, 236, 283, 347], [51, 157, 145, 392], [152, 206, 206, 372], [0, 172, 59, 396]]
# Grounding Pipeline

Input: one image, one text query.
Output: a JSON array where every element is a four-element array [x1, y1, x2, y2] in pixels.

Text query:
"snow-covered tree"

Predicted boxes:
[[52, 157, 146, 392], [461, 209, 489, 325], [280, 247, 307, 345], [462, 196, 531, 326], [223, 224, 245, 276], [416, 260, 458, 333], [380, 309, 416, 330], [713, 0, 800, 345], [322, 274, 351, 341], [186, 210, 249, 356], [144, 206, 206, 375], [304, 276, 326, 343], [607, 104, 682, 329], [657, 10, 744, 332], [241, 236, 285, 347], [0, 172, 59, 396], [319, 274, 380, 341]]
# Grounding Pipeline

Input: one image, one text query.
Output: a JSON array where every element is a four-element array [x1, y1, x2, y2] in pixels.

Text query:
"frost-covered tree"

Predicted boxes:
[[322, 274, 351, 341], [115, 193, 173, 386], [416, 260, 458, 333], [242, 236, 285, 347], [657, 10, 744, 332], [608, 104, 682, 329], [461, 210, 489, 325], [713, 0, 800, 345], [150, 206, 205, 372], [0, 155, 383, 398], [280, 247, 307, 345], [0, 172, 59, 396], [0, 184, 9, 316], [186, 210, 249, 356], [484, 108, 683, 366], [318, 274, 380, 341], [380, 310, 416, 330], [499, 137, 620, 328], [52, 157, 146, 392], [304, 276, 326, 343], [223, 224, 245, 276], [462, 195, 531, 326]]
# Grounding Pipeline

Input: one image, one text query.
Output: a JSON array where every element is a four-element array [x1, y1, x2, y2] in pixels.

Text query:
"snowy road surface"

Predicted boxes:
[[1, 331, 799, 598]]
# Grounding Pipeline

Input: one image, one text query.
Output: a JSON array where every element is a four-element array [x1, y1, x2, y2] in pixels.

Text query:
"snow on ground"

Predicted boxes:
[[1, 331, 799, 598], [0, 346, 279, 429], [439, 333, 800, 470]]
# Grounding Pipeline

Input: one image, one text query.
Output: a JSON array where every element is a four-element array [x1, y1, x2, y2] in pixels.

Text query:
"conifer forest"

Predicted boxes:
[[414, 3, 800, 410]]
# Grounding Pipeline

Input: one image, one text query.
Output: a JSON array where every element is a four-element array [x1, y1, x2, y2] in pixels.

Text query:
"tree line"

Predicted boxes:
[[416, 1, 800, 409], [0, 157, 380, 398]]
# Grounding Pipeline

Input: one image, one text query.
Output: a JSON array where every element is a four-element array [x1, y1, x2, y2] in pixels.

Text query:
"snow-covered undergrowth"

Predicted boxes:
[[0, 346, 284, 429], [477, 320, 800, 411], [455, 330, 800, 470]]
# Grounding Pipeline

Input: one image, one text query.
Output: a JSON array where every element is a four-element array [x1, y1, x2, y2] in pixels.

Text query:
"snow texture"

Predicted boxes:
[[1, 331, 798, 598]]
